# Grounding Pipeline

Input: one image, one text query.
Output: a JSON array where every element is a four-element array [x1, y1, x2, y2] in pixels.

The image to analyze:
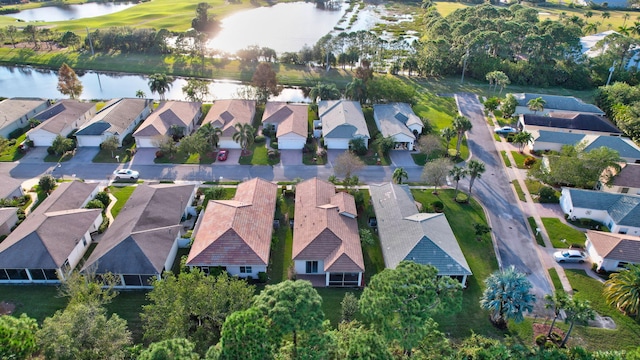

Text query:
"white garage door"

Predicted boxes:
[[218, 139, 241, 149], [76, 135, 103, 147], [135, 137, 157, 148], [278, 139, 305, 150], [325, 138, 350, 150]]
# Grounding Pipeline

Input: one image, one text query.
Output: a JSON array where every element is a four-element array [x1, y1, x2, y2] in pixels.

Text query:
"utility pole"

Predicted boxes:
[[460, 47, 470, 84], [86, 27, 94, 56]]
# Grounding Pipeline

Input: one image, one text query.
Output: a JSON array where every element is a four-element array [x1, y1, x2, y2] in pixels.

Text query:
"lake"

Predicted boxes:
[[0, 66, 309, 102], [7, 2, 137, 22]]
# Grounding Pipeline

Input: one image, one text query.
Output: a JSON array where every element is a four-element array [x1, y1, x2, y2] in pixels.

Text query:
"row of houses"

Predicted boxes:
[[0, 179, 472, 288], [1, 97, 425, 152]]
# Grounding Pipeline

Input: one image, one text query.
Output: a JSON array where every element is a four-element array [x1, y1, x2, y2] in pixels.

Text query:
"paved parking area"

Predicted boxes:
[[327, 149, 347, 165], [279, 150, 302, 166], [214, 149, 240, 165], [389, 151, 418, 167], [130, 148, 156, 166]]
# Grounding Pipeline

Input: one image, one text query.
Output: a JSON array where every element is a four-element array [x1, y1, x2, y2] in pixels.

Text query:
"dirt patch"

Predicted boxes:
[[533, 323, 565, 345], [0, 301, 16, 315]]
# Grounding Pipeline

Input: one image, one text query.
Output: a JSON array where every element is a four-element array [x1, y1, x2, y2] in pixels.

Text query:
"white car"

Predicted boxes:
[[113, 169, 139, 180], [494, 126, 518, 135], [553, 249, 588, 263]]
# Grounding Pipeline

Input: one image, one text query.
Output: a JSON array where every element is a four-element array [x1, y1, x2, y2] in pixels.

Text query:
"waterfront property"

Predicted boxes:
[[373, 103, 423, 151], [0, 97, 50, 138], [261, 102, 308, 150], [201, 99, 256, 149], [133, 101, 201, 148], [76, 98, 153, 147], [27, 100, 96, 147], [318, 100, 370, 150]]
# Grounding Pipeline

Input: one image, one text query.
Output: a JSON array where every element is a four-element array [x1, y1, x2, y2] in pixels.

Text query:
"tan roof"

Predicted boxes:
[[134, 101, 201, 137], [187, 178, 278, 266], [611, 163, 640, 188], [32, 100, 95, 134], [587, 230, 640, 263], [262, 102, 308, 138], [292, 178, 364, 273], [202, 99, 256, 137], [0, 98, 49, 130]]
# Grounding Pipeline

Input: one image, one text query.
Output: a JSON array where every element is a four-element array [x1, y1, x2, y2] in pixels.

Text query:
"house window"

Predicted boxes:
[[240, 266, 252, 274], [621, 188, 629, 194], [305, 261, 318, 274]]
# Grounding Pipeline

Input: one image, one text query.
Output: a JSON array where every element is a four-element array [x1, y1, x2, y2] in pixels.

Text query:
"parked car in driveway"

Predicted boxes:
[[217, 150, 228, 162], [553, 249, 588, 263], [113, 169, 139, 180], [494, 126, 518, 135]]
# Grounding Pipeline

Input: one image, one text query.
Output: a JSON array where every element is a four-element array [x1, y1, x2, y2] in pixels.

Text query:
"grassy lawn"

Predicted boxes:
[[411, 189, 504, 340], [548, 268, 563, 293], [500, 150, 512, 167], [356, 190, 385, 283], [108, 185, 136, 218], [510, 151, 528, 169], [541, 217, 587, 248], [564, 269, 640, 351], [268, 194, 295, 283], [512, 180, 526, 202], [93, 145, 136, 163], [528, 217, 545, 247], [0, 134, 27, 162], [317, 287, 363, 327], [239, 144, 279, 166], [154, 150, 217, 164], [43, 152, 73, 163]]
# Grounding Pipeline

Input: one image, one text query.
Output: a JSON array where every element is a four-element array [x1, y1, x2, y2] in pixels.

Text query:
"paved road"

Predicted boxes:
[[455, 93, 552, 309]]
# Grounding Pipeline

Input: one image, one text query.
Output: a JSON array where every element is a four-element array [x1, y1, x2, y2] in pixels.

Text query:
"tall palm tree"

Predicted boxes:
[[440, 127, 456, 156], [232, 123, 255, 154], [480, 266, 535, 329], [345, 78, 366, 104], [135, 90, 145, 98], [467, 159, 486, 196], [584, 10, 594, 19], [198, 123, 223, 152], [148, 73, 172, 101], [392, 167, 408, 184], [449, 166, 467, 199], [560, 298, 595, 348], [544, 291, 569, 338], [604, 264, 640, 318], [527, 97, 546, 114], [513, 131, 534, 153], [452, 115, 472, 158], [583, 22, 599, 35]]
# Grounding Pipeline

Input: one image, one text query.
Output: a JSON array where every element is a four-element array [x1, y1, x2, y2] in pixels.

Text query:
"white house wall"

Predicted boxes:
[[324, 138, 351, 150], [294, 259, 325, 275], [224, 265, 267, 278], [218, 138, 241, 149], [601, 185, 640, 195], [67, 229, 96, 271], [28, 130, 58, 147], [76, 135, 104, 147], [278, 133, 306, 150], [164, 237, 180, 275], [532, 141, 564, 152], [407, 123, 423, 134], [135, 137, 157, 148]]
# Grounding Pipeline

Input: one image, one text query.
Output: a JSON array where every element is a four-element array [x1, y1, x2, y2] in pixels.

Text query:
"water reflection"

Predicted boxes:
[[7, 2, 137, 22]]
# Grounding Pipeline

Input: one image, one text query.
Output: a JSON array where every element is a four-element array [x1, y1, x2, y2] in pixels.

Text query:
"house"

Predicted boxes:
[[599, 164, 640, 195], [511, 93, 605, 116], [82, 183, 196, 288], [373, 103, 423, 151], [318, 100, 370, 150], [529, 130, 586, 152], [201, 99, 256, 149], [369, 183, 472, 285], [0, 181, 101, 283], [27, 100, 96, 147], [292, 178, 364, 287], [585, 230, 640, 272], [0, 174, 24, 200], [261, 102, 308, 150], [0, 97, 50, 138], [0, 208, 19, 236], [583, 136, 640, 164], [186, 178, 277, 278], [519, 113, 622, 139], [76, 98, 153, 147], [530, 132, 640, 164], [133, 101, 202, 148], [560, 188, 640, 236]]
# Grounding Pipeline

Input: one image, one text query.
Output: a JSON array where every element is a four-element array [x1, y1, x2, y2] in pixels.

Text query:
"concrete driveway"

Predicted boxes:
[[327, 149, 347, 165], [68, 147, 100, 164], [389, 150, 419, 167], [279, 150, 302, 166], [214, 149, 240, 165], [130, 148, 157, 166]]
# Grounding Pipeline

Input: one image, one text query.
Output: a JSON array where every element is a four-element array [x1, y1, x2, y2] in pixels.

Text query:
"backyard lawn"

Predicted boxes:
[[541, 217, 587, 248], [0, 134, 27, 162]]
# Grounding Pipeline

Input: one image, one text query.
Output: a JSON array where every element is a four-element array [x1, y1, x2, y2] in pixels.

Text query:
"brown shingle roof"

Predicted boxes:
[[202, 99, 256, 137], [134, 101, 201, 137], [292, 178, 364, 273], [187, 178, 277, 266], [32, 100, 95, 134], [611, 164, 640, 188], [262, 102, 308, 138], [587, 230, 640, 263]]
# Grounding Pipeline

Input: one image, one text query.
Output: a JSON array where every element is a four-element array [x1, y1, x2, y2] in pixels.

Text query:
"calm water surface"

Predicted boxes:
[[7, 2, 137, 22]]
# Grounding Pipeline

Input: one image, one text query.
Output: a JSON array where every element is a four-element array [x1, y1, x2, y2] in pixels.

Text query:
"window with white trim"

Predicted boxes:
[[240, 266, 252, 274]]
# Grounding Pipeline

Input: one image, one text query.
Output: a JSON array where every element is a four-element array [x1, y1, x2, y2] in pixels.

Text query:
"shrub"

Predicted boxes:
[[257, 272, 268, 283], [203, 186, 225, 201], [98, 217, 110, 233], [268, 149, 279, 159], [155, 150, 164, 158], [535, 334, 547, 346], [254, 135, 266, 144], [349, 137, 367, 155], [523, 156, 537, 168], [46, 146, 56, 155], [38, 175, 56, 194], [432, 200, 444, 212], [86, 199, 105, 210], [94, 191, 111, 208], [270, 141, 278, 149], [538, 186, 559, 203]]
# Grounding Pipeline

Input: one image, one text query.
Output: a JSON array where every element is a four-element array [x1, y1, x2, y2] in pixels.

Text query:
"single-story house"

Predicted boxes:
[[369, 183, 472, 286], [598, 163, 640, 195], [186, 178, 277, 278], [0, 97, 50, 138], [0, 181, 101, 283], [76, 98, 153, 147], [530, 132, 640, 164], [0, 208, 19, 236], [529, 130, 587, 152], [511, 93, 605, 116], [318, 100, 370, 150], [82, 183, 196, 288], [519, 113, 622, 138], [585, 230, 640, 272], [560, 187, 640, 236], [373, 103, 423, 151], [261, 102, 308, 150], [133, 101, 202, 148], [292, 178, 364, 287], [201, 99, 256, 149], [0, 174, 24, 200], [27, 100, 96, 147]]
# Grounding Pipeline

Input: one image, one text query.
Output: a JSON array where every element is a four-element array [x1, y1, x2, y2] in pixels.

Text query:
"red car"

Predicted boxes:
[[217, 150, 228, 161]]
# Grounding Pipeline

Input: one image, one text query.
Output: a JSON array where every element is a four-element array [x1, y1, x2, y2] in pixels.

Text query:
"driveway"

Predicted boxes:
[[455, 93, 553, 312], [213, 149, 241, 165], [389, 151, 419, 168], [130, 148, 157, 166], [68, 147, 100, 164], [327, 149, 347, 165], [279, 150, 302, 166]]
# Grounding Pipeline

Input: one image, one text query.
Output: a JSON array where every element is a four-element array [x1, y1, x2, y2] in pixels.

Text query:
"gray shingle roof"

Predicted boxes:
[[0, 98, 49, 131], [586, 230, 640, 263], [318, 100, 370, 139], [76, 98, 151, 136], [584, 136, 640, 159], [373, 103, 419, 139], [512, 93, 605, 115], [611, 164, 640, 188], [33, 100, 95, 134], [523, 113, 621, 134], [82, 183, 195, 275], [535, 130, 585, 145], [369, 183, 471, 276], [568, 188, 640, 227], [0, 174, 23, 200]]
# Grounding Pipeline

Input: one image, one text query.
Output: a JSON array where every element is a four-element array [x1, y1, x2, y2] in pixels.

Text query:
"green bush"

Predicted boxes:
[[535, 334, 547, 346], [257, 272, 268, 283], [86, 199, 105, 209], [538, 186, 559, 203], [122, 133, 134, 147], [203, 186, 225, 201], [271, 141, 278, 149], [98, 217, 110, 233], [254, 135, 266, 144], [94, 191, 111, 208], [432, 200, 444, 212], [524, 156, 537, 167]]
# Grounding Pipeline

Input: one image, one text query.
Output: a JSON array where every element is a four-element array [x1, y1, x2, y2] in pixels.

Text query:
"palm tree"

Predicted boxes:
[[440, 127, 456, 156], [584, 10, 594, 19], [601, 11, 611, 21], [148, 73, 172, 101], [452, 115, 472, 158], [392, 167, 408, 184], [544, 291, 569, 338], [623, 13, 630, 26], [583, 22, 599, 35], [513, 131, 534, 153], [199, 123, 223, 152], [449, 166, 467, 199], [232, 123, 255, 154], [619, 25, 631, 36], [135, 90, 146, 98], [527, 97, 546, 114], [345, 78, 366, 103], [604, 264, 640, 318], [467, 159, 486, 196], [480, 266, 536, 329], [560, 298, 595, 348]]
